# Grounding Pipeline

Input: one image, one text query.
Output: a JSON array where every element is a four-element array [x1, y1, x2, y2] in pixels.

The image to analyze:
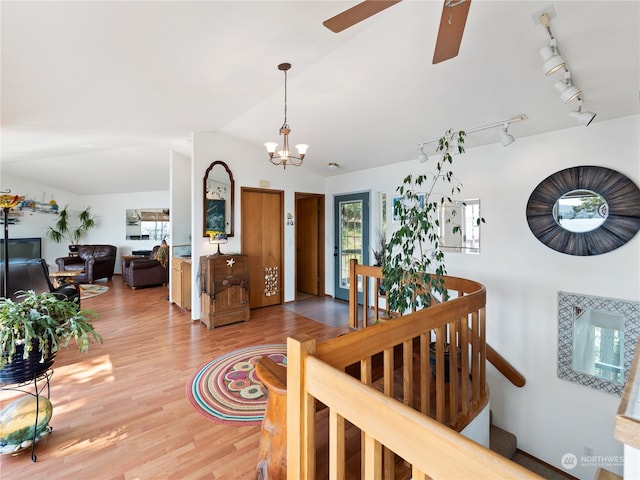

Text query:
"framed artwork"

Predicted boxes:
[[205, 199, 225, 233], [392, 194, 425, 224], [392, 196, 403, 224]]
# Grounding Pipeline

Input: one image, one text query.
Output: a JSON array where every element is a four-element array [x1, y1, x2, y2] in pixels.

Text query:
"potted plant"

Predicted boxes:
[[0, 290, 102, 384], [382, 129, 484, 379], [46, 205, 96, 253], [383, 129, 473, 315]]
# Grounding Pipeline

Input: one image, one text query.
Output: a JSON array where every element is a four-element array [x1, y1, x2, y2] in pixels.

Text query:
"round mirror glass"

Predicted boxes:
[[553, 189, 608, 233]]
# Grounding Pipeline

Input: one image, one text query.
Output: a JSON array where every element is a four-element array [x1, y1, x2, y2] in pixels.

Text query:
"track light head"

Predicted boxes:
[[569, 98, 596, 126], [539, 44, 565, 76], [500, 124, 515, 147], [417, 145, 428, 163], [554, 80, 581, 103]]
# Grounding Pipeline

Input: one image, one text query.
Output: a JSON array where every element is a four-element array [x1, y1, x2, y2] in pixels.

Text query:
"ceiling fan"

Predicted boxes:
[[323, 0, 471, 64]]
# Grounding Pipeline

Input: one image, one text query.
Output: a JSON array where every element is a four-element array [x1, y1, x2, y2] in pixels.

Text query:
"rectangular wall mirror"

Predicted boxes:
[[438, 199, 481, 254], [126, 208, 170, 241], [558, 291, 639, 395]]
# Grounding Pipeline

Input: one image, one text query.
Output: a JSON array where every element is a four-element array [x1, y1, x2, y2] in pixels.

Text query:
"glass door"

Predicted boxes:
[[334, 192, 369, 301]]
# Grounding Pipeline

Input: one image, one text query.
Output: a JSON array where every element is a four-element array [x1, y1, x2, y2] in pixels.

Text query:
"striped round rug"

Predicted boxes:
[[186, 344, 287, 425]]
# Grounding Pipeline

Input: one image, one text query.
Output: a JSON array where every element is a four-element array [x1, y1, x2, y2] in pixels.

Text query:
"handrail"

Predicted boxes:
[[349, 259, 526, 387], [287, 331, 541, 479]]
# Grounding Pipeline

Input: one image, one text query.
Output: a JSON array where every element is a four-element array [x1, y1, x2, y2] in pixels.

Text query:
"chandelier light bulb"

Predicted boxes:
[[264, 142, 278, 155], [295, 144, 309, 157]]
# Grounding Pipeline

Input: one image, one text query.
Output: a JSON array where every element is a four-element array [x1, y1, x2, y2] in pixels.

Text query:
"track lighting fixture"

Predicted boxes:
[[500, 124, 515, 147], [539, 40, 565, 76], [417, 114, 527, 161], [554, 71, 581, 104], [536, 8, 596, 125], [569, 98, 596, 126]]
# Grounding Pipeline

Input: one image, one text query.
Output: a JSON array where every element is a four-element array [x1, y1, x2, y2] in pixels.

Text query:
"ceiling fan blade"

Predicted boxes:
[[323, 0, 402, 33], [432, 0, 471, 64]]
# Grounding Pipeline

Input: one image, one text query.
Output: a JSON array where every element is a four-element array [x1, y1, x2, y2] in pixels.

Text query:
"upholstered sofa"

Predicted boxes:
[[122, 245, 169, 289], [55, 245, 117, 284], [1, 258, 81, 305]]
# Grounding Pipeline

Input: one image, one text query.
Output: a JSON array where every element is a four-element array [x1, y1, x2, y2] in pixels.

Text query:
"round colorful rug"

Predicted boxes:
[[186, 344, 287, 425]]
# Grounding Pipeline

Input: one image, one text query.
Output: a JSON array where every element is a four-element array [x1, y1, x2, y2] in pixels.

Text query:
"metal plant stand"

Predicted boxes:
[[0, 369, 54, 461]]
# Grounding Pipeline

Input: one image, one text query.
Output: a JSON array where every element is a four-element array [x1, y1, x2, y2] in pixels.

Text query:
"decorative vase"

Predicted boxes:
[[0, 340, 55, 384], [68, 245, 79, 254], [0, 395, 53, 455]]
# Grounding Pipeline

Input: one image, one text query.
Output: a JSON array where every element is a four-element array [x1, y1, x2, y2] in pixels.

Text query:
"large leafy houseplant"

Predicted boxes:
[[46, 206, 96, 245], [0, 291, 102, 381], [383, 129, 483, 315]]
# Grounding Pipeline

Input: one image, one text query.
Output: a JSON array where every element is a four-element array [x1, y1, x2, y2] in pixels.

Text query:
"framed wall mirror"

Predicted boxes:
[[126, 208, 169, 241], [526, 166, 640, 256], [558, 291, 639, 395], [439, 199, 481, 254], [203, 161, 234, 238]]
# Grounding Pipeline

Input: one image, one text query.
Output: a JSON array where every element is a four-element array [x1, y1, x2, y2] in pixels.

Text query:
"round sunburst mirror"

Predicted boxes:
[[526, 166, 640, 256]]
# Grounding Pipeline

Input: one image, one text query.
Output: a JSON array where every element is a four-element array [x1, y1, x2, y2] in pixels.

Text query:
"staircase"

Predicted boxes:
[[489, 419, 577, 480]]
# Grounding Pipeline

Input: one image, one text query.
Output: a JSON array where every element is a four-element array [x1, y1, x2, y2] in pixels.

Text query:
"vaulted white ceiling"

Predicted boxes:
[[2, 1, 638, 195]]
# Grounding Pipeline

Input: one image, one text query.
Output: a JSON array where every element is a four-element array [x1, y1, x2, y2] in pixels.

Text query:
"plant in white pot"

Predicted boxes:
[[0, 290, 102, 384], [46, 206, 96, 253]]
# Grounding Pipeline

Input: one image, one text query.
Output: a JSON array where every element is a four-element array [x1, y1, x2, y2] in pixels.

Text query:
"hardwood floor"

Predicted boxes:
[[0, 276, 351, 480]]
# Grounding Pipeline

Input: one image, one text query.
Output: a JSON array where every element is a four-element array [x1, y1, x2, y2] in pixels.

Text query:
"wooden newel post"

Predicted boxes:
[[255, 356, 288, 479], [286, 335, 316, 480]]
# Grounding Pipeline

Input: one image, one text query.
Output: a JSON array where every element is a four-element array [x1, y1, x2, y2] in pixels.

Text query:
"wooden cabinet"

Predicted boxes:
[[199, 254, 250, 329], [171, 256, 191, 310]]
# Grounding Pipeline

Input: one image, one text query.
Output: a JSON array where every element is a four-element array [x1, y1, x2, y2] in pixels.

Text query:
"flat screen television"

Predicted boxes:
[[0, 237, 42, 262]]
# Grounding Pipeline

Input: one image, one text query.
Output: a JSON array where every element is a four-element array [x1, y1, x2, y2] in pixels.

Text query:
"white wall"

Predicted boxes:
[[191, 131, 326, 319], [325, 114, 640, 479]]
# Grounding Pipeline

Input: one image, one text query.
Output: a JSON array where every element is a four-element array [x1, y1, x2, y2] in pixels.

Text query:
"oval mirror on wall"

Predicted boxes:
[[203, 161, 234, 238], [553, 189, 608, 233], [526, 166, 640, 256]]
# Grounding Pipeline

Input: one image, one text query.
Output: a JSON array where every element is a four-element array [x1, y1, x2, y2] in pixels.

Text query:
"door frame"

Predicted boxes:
[[294, 192, 325, 299]]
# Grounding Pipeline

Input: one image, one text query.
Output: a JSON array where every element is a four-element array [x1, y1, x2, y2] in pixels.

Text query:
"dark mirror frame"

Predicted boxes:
[[203, 160, 234, 238], [526, 166, 640, 256]]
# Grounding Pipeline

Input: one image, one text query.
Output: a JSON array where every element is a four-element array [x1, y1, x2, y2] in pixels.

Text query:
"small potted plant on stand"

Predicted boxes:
[[46, 206, 96, 254], [0, 290, 102, 384], [0, 290, 102, 456]]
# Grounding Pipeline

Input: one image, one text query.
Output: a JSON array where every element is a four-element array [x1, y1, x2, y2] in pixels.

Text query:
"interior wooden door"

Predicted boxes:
[[241, 188, 284, 309], [295, 194, 324, 296]]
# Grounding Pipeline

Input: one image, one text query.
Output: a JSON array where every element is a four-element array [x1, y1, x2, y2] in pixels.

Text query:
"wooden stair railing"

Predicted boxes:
[[349, 258, 526, 388], [287, 331, 540, 479], [285, 269, 541, 479]]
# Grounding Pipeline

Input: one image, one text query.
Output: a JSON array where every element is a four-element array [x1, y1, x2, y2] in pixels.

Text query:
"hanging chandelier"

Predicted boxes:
[[264, 63, 308, 169]]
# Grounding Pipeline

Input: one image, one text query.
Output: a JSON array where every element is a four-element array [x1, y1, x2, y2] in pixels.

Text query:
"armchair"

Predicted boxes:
[[123, 245, 169, 289], [56, 245, 117, 284], [0, 258, 81, 305]]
